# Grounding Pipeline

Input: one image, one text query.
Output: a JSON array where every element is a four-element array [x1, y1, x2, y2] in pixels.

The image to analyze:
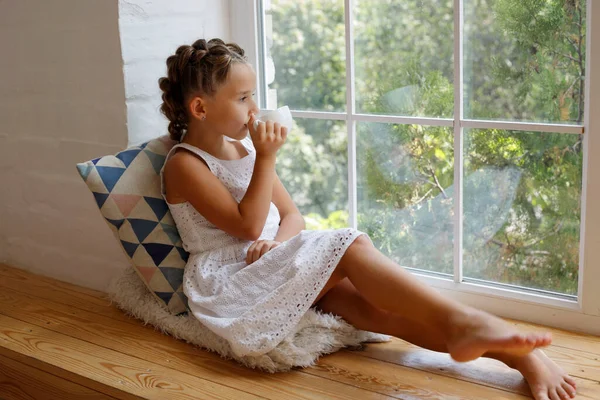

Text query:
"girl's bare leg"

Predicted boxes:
[[319, 235, 551, 362], [315, 278, 577, 400]]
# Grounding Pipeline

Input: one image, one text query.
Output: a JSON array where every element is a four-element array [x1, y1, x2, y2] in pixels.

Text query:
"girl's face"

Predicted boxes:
[[203, 62, 259, 140]]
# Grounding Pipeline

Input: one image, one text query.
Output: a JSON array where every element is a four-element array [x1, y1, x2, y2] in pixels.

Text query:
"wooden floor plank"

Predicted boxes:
[[0, 353, 117, 400], [0, 346, 141, 400], [4, 263, 599, 357], [0, 286, 516, 400], [306, 350, 530, 400], [352, 341, 600, 398], [0, 288, 395, 400], [354, 337, 600, 383], [0, 264, 107, 299], [2, 264, 600, 399], [0, 314, 265, 400], [0, 264, 137, 326]]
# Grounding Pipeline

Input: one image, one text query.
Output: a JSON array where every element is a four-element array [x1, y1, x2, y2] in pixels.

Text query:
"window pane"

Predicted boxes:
[[354, 0, 454, 118], [464, 0, 587, 124], [357, 123, 454, 275], [265, 0, 346, 112], [277, 118, 349, 229], [463, 129, 582, 294]]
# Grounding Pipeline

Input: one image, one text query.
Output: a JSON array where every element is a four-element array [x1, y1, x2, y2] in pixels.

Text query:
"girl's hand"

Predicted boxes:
[[248, 114, 287, 158], [246, 239, 281, 265]]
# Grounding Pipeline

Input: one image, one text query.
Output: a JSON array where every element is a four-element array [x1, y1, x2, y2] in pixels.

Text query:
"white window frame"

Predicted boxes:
[[231, 0, 600, 335]]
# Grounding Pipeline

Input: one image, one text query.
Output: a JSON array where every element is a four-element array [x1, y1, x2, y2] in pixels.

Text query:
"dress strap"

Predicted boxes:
[[167, 143, 221, 171], [238, 135, 255, 154]]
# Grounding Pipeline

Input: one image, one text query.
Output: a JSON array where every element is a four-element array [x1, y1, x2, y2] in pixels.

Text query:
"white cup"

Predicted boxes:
[[253, 106, 293, 132]]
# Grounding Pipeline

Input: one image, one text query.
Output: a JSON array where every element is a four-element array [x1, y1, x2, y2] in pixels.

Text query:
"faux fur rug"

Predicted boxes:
[[107, 268, 390, 372]]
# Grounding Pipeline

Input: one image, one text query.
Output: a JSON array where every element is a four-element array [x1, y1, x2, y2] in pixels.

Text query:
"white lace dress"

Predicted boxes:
[[161, 136, 366, 357]]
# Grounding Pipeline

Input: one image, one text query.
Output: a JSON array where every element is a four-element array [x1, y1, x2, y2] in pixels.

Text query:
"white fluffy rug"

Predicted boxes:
[[107, 268, 390, 372]]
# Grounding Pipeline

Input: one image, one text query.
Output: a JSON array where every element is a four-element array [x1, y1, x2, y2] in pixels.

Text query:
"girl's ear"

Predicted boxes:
[[188, 96, 207, 121]]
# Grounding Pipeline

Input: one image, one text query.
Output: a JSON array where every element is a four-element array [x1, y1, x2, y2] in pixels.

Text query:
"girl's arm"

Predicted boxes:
[[275, 214, 305, 242], [164, 151, 275, 241], [165, 119, 285, 242], [238, 118, 288, 239], [272, 174, 305, 242], [238, 153, 277, 238]]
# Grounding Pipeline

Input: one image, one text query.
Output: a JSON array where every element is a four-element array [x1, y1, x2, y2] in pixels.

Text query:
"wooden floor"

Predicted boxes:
[[0, 264, 598, 400]]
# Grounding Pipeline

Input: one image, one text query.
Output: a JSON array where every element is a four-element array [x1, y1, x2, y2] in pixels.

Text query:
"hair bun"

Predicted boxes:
[[190, 48, 208, 66], [158, 77, 171, 92], [192, 39, 208, 51]]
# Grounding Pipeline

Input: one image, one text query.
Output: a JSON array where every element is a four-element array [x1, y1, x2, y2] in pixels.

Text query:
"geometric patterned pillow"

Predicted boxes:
[[76, 135, 189, 315]]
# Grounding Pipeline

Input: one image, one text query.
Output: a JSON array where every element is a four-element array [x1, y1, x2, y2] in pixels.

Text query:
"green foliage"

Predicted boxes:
[[305, 210, 349, 230], [267, 0, 585, 294], [269, 0, 346, 112]]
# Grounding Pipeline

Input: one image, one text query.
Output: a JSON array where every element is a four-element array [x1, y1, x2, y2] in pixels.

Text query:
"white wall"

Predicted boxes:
[[119, 0, 231, 146], [0, 0, 231, 291], [0, 0, 129, 290]]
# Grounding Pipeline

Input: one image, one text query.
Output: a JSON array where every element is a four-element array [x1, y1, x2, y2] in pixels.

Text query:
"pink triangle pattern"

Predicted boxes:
[[111, 194, 142, 218], [158, 136, 173, 146], [138, 266, 157, 284]]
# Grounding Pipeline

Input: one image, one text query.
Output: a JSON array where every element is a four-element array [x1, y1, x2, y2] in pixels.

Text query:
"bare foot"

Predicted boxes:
[[446, 310, 552, 362], [514, 349, 577, 400]]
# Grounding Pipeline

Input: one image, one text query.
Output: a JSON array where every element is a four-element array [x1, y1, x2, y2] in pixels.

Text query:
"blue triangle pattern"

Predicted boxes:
[[176, 246, 189, 262], [161, 223, 180, 245], [159, 267, 184, 291], [145, 197, 169, 221], [140, 141, 149, 149], [76, 163, 93, 181], [128, 219, 158, 242], [176, 292, 189, 315], [107, 218, 125, 230], [96, 166, 126, 192], [178, 291, 189, 309], [142, 243, 174, 266], [120, 240, 139, 258], [91, 157, 101, 165], [156, 291, 174, 304], [93, 192, 109, 208], [143, 150, 166, 175], [116, 149, 141, 167]]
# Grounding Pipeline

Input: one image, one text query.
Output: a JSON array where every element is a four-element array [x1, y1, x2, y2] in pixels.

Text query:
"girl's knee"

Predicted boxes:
[[351, 234, 372, 250], [338, 234, 371, 273]]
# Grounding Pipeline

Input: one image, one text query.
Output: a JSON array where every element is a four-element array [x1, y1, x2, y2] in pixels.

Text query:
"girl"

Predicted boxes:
[[160, 38, 576, 400]]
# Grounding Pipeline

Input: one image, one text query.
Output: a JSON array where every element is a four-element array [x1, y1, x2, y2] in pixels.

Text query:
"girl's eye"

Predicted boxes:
[[241, 93, 255, 102]]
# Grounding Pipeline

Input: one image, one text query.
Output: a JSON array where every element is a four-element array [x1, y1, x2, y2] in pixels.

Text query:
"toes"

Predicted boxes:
[[534, 389, 551, 400], [528, 337, 541, 348], [509, 334, 536, 347], [534, 333, 552, 347], [565, 376, 577, 389], [556, 385, 571, 400], [523, 335, 536, 345], [542, 333, 552, 345], [513, 334, 526, 344], [549, 388, 562, 400], [522, 333, 550, 348], [562, 381, 576, 397]]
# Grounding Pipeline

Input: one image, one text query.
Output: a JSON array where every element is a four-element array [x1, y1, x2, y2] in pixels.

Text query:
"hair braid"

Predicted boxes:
[[158, 38, 247, 141]]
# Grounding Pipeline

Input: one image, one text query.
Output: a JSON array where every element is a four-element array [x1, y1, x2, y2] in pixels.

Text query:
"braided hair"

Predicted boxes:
[[158, 38, 247, 141]]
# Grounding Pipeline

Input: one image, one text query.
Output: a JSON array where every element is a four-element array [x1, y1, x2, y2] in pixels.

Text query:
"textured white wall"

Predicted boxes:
[[0, 0, 232, 291], [0, 0, 130, 290], [119, 0, 231, 146]]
